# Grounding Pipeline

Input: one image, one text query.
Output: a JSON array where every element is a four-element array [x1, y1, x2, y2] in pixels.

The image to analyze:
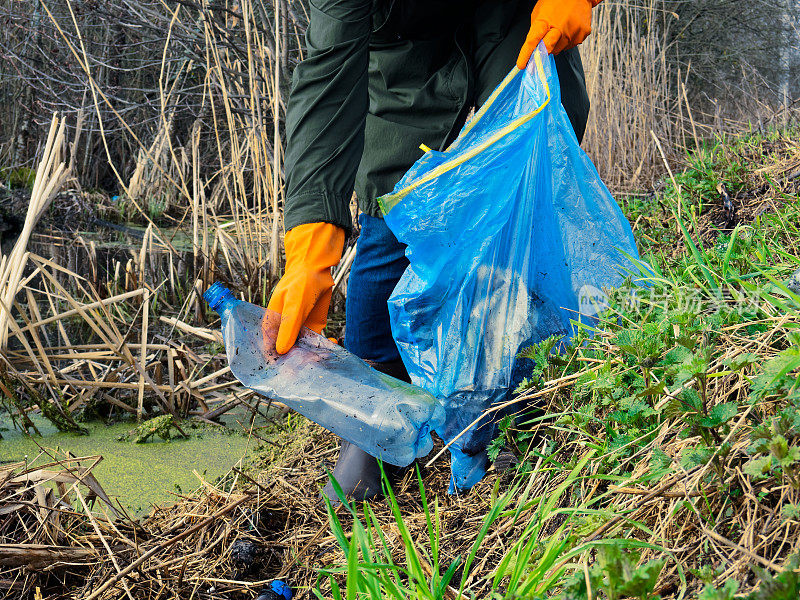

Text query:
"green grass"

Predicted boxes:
[[316, 452, 677, 600]]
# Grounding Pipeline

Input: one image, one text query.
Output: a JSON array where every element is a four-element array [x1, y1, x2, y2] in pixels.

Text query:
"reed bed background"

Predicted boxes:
[[1, 0, 796, 195]]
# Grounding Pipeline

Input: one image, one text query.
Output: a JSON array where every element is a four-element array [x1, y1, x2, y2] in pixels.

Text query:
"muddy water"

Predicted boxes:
[[0, 412, 266, 516], [30, 224, 200, 289]]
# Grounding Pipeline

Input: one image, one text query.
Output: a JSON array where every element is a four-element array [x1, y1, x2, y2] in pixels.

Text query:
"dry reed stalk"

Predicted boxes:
[[0, 115, 69, 348], [580, 0, 679, 190], [75, 490, 135, 600], [159, 315, 222, 343], [188, 0, 284, 297], [270, 0, 283, 284], [332, 244, 357, 295], [18, 288, 145, 333], [138, 287, 150, 419], [66, 108, 85, 184], [2, 251, 238, 421], [191, 120, 202, 280], [651, 129, 682, 227]]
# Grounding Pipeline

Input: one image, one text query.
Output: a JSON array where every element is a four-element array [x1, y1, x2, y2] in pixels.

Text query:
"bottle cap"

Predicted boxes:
[[271, 580, 292, 600], [203, 282, 233, 311], [256, 580, 292, 600]]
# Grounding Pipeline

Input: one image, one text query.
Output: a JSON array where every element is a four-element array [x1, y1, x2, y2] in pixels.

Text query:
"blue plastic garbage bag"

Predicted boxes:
[[377, 44, 641, 492]]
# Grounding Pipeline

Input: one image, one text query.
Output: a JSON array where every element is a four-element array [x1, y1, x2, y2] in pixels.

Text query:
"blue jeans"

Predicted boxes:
[[344, 214, 408, 364], [343, 213, 494, 492]]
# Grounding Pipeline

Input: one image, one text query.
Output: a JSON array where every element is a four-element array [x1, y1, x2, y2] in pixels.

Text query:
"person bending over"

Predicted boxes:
[[268, 0, 600, 501]]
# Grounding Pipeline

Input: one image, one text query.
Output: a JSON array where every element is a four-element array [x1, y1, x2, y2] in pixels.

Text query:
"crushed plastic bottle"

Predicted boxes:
[[204, 283, 445, 467]]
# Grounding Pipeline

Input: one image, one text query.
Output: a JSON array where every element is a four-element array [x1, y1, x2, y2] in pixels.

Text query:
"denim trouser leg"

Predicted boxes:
[[344, 213, 408, 364]]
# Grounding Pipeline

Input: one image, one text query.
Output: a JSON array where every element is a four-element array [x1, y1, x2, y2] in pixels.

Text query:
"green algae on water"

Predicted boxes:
[[0, 416, 260, 516]]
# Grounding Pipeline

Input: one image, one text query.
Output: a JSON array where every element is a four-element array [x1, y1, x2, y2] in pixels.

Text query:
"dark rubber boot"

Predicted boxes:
[[322, 359, 410, 503], [322, 440, 384, 502]]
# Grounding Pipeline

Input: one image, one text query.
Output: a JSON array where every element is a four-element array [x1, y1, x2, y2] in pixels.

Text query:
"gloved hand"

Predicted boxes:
[[516, 0, 601, 69], [268, 222, 345, 354]]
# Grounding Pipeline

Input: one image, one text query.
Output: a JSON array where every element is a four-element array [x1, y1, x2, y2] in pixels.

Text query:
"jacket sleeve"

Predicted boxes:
[[283, 0, 373, 233]]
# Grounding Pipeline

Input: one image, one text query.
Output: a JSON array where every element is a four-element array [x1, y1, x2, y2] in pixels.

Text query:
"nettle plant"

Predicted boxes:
[[515, 334, 572, 393], [749, 334, 800, 403], [744, 335, 800, 488], [561, 543, 665, 600], [570, 298, 735, 462], [661, 343, 739, 474], [486, 335, 573, 465], [697, 552, 800, 600], [744, 409, 800, 488]]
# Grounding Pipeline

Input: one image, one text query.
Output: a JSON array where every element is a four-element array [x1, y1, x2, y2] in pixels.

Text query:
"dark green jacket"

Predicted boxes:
[[283, 0, 589, 233]]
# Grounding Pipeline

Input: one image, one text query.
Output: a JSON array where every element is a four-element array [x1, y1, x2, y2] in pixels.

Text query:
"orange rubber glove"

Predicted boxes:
[[268, 222, 345, 354], [516, 0, 602, 69]]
